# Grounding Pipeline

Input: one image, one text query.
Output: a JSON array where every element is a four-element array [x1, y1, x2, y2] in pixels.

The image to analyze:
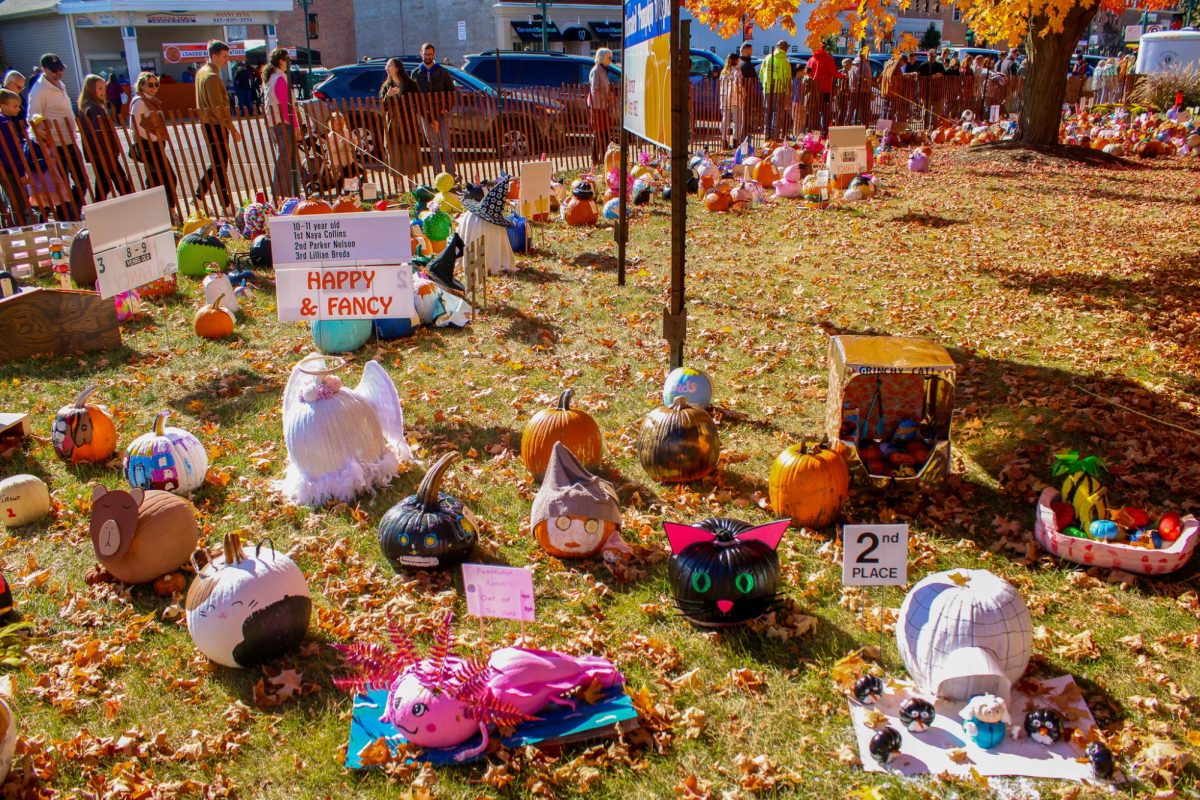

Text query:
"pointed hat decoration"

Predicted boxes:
[[462, 175, 515, 228], [530, 442, 621, 532]]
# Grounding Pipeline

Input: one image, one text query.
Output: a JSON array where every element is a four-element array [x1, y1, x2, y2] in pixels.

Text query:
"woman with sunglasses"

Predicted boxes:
[[128, 72, 179, 221], [78, 73, 133, 201]]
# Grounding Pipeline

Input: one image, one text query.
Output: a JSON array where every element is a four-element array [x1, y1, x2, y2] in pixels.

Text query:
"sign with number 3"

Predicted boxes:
[[841, 524, 908, 586]]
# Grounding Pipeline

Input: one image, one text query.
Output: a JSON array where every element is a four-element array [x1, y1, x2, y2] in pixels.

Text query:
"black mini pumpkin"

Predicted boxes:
[[1023, 708, 1063, 745], [571, 178, 595, 201], [664, 516, 788, 627], [854, 674, 883, 705], [379, 452, 479, 571], [869, 726, 902, 765], [899, 697, 936, 731], [249, 234, 273, 269]]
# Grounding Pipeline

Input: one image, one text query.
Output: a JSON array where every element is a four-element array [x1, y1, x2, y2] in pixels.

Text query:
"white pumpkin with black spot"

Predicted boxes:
[[186, 532, 311, 669]]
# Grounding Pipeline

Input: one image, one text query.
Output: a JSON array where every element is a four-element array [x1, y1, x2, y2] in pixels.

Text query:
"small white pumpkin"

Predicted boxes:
[[124, 412, 209, 496], [186, 532, 312, 669], [202, 271, 239, 314], [0, 697, 15, 784], [0, 474, 50, 528]]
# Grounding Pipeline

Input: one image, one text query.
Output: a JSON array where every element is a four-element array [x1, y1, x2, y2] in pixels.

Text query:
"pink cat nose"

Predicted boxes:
[[717, 600, 734, 613]]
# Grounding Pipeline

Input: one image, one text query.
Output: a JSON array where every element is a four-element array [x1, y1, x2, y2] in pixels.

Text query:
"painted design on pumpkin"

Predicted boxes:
[[898, 697, 936, 732], [89, 485, 199, 585], [530, 442, 623, 559], [124, 412, 209, 495], [664, 517, 789, 627], [185, 532, 312, 668], [379, 452, 478, 571], [334, 613, 625, 761], [637, 396, 721, 484], [52, 385, 117, 465], [1022, 707, 1063, 745]]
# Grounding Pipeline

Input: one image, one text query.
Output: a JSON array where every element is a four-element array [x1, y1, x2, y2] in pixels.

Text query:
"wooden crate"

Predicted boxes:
[[0, 287, 120, 363], [0, 222, 81, 279]]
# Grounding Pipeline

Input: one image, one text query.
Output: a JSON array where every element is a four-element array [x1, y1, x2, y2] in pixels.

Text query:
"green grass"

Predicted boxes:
[[2, 151, 1199, 798]]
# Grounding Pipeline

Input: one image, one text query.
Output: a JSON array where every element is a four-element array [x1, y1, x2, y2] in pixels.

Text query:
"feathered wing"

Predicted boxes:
[[354, 360, 412, 461], [281, 355, 314, 427]]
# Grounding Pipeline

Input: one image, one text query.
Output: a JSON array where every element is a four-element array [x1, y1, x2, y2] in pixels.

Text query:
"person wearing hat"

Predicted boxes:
[[457, 174, 516, 277], [531, 442, 627, 560], [759, 40, 792, 140], [27, 53, 85, 215], [736, 41, 759, 144]]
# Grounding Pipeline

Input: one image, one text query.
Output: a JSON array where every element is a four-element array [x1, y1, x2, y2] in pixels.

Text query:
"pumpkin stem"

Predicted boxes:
[[153, 411, 170, 436], [210, 293, 226, 311], [223, 531, 246, 564], [557, 388, 574, 411], [670, 396, 690, 410], [74, 385, 98, 408], [417, 452, 459, 511]]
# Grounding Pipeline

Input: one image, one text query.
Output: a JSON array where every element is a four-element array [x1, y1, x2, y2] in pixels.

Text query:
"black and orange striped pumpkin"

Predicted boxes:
[[636, 397, 720, 483]]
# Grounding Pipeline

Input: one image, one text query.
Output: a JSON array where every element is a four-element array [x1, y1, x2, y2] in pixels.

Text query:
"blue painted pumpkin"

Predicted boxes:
[[1088, 519, 1121, 542], [663, 367, 713, 409], [507, 215, 528, 253], [373, 313, 420, 340], [310, 320, 372, 353]]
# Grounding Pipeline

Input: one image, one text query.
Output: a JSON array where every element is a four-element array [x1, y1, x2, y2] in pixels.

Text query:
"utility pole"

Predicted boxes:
[[540, 0, 550, 50], [301, 0, 313, 99]]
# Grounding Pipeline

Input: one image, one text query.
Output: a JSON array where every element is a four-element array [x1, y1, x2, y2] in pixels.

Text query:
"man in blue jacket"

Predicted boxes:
[[410, 42, 456, 176]]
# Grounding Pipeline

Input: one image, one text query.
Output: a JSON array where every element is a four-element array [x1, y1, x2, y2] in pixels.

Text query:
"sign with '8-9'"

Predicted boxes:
[[82, 187, 177, 299]]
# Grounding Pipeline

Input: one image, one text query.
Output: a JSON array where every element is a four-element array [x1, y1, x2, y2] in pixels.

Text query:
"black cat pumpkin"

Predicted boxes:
[[663, 517, 790, 627], [379, 452, 479, 571]]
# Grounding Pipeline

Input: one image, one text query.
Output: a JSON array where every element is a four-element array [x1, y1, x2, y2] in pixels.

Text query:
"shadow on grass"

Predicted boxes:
[[0, 345, 138, 381], [507, 265, 563, 284], [567, 251, 620, 273], [889, 211, 967, 228], [169, 367, 283, 426], [487, 303, 562, 346]]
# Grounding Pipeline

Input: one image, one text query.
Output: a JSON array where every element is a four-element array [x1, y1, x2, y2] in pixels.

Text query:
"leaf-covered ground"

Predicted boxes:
[[1, 149, 1199, 799]]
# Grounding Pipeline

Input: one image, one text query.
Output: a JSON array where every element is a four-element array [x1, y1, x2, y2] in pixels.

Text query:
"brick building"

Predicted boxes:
[[892, 0, 968, 50], [273, 0, 357, 69]]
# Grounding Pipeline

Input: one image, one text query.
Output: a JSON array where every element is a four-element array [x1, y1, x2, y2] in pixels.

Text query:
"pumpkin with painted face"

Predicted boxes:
[[664, 517, 789, 627], [52, 386, 117, 465], [186, 531, 312, 669], [530, 442, 622, 559], [89, 485, 199, 585], [176, 227, 229, 278], [379, 452, 479, 571]]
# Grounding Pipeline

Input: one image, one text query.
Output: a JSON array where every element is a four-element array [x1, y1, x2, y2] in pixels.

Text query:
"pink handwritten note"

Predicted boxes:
[[461, 564, 535, 621]]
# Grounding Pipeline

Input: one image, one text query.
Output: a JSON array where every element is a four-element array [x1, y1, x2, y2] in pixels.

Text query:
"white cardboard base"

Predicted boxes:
[[850, 675, 1108, 781]]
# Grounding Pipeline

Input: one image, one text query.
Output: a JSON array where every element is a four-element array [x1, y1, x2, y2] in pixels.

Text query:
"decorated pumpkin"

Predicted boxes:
[[422, 209, 453, 253], [177, 228, 229, 278], [1052, 451, 1109, 530], [311, 319, 373, 353], [520, 388, 603, 481], [69, 227, 97, 287], [186, 531, 312, 669], [563, 181, 599, 226], [249, 234, 273, 269], [89, 485, 199, 585], [194, 293, 236, 339], [0, 699, 15, 785], [768, 442, 850, 528], [637, 397, 720, 483], [703, 183, 732, 213], [331, 194, 362, 213], [379, 452, 479, 571], [181, 204, 213, 236], [373, 311, 420, 340], [750, 160, 779, 187], [241, 199, 274, 238], [294, 195, 334, 215], [137, 273, 177, 299], [662, 366, 713, 409], [908, 149, 929, 173], [664, 517, 789, 626], [531, 442, 623, 559], [0, 474, 51, 528], [507, 215, 529, 253], [52, 385, 117, 465], [202, 271, 239, 314], [124, 412, 209, 495]]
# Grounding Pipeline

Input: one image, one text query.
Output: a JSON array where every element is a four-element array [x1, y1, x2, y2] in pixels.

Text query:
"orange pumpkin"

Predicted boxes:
[[331, 194, 362, 213], [507, 179, 521, 200], [768, 442, 850, 529], [704, 184, 731, 213], [294, 195, 334, 215], [52, 385, 118, 465], [194, 294, 236, 339], [751, 161, 779, 186], [520, 389, 603, 480]]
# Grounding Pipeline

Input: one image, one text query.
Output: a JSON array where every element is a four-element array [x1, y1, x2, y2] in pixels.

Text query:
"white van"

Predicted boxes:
[[1136, 29, 1200, 73]]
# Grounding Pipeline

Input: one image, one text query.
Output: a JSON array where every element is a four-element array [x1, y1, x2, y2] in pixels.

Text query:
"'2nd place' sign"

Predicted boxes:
[[270, 211, 415, 323]]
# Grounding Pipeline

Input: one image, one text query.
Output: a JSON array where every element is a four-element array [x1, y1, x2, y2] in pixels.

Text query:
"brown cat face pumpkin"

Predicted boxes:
[[89, 485, 143, 565]]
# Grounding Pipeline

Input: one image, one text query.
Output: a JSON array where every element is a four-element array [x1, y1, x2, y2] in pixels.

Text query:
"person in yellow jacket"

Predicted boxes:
[[759, 40, 793, 140]]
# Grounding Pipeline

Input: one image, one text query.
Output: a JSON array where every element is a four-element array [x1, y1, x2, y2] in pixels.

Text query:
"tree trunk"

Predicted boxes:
[[1018, 4, 1099, 145]]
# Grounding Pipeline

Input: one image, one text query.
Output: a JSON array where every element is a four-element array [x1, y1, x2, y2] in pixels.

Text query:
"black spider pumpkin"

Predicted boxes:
[[379, 452, 479, 572], [664, 517, 789, 627], [249, 234, 273, 269], [854, 674, 883, 705], [1023, 708, 1063, 745], [898, 697, 936, 732], [869, 726, 902, 766], [571, 178, 595, 201]]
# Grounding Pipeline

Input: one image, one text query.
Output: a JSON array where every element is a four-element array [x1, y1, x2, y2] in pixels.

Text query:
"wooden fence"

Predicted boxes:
[[0, 73, 1138, 227]]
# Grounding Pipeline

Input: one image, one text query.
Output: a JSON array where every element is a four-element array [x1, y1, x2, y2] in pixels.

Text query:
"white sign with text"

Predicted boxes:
[[83, 187, 176, 299], [842, 524, 908, 586], [269, 211, 411, 268]]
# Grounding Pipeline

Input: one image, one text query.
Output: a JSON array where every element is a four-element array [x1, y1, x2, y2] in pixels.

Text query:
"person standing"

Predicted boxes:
[[194, 41, 241, 215], [128, 71, 179, 220], [718, 53, 741, 148], [233, 62, 253, 115], [736, 41, 760, 143], [27, 53, 86, 212], [262, 48, 299, 198], [78, 74, 132, 201], [379, 57, 420, 181], [759, 40, 792, 140], [182, 65, 196, 84], [588, 48, 614, 166], [806, 43, 837, 136], [2, 71, 27, 135], [0, 89, 34, 225], [105, 73, 124, 123], [410, 42, 456, 176]]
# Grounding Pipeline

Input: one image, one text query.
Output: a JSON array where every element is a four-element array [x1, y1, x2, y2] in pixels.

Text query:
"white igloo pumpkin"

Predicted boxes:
[[0, 474, 50, 527], [186, 532, 311, 669], [202, 271, 239, 315], [124, 412, 209, 496], [896, 569, 1032, 703]]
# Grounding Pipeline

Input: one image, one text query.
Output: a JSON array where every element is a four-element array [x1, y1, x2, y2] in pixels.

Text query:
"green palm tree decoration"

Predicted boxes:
[[1051, 450, 1107, 480]]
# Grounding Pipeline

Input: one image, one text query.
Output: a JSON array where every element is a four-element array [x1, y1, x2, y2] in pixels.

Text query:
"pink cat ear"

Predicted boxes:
[[735, 519, 791, 551], [664, 522, 714, 555]]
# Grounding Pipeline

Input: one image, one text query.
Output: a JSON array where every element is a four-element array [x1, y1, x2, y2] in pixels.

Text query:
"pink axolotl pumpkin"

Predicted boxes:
[[336, 615, 624, 761]]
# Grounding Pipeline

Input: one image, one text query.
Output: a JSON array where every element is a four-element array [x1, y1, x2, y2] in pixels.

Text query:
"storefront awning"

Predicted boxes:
[[510, 20, 562, 42], [562, 25, 592, 42], [589, 21, 622, 40]]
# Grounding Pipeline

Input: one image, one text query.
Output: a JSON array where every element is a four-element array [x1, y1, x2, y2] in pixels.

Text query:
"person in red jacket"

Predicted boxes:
[[807, 44, 837, 135]]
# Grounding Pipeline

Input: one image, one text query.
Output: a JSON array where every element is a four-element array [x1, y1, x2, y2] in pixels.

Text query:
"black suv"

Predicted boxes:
[[304, 58, 566, 158], [461, 50, 619, 88]]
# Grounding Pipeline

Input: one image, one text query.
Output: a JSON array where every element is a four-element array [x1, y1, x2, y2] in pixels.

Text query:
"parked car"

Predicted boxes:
[[305, 59, 565, 159], [461, 50, 619, 128]]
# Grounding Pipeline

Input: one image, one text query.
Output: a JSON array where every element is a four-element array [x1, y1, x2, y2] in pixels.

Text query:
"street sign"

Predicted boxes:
[[842, 524, 909, 586]]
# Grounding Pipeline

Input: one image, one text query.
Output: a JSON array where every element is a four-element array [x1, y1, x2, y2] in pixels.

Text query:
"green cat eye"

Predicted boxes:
[[691, 572, 712, 593], [735, 573, 755, 594]]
